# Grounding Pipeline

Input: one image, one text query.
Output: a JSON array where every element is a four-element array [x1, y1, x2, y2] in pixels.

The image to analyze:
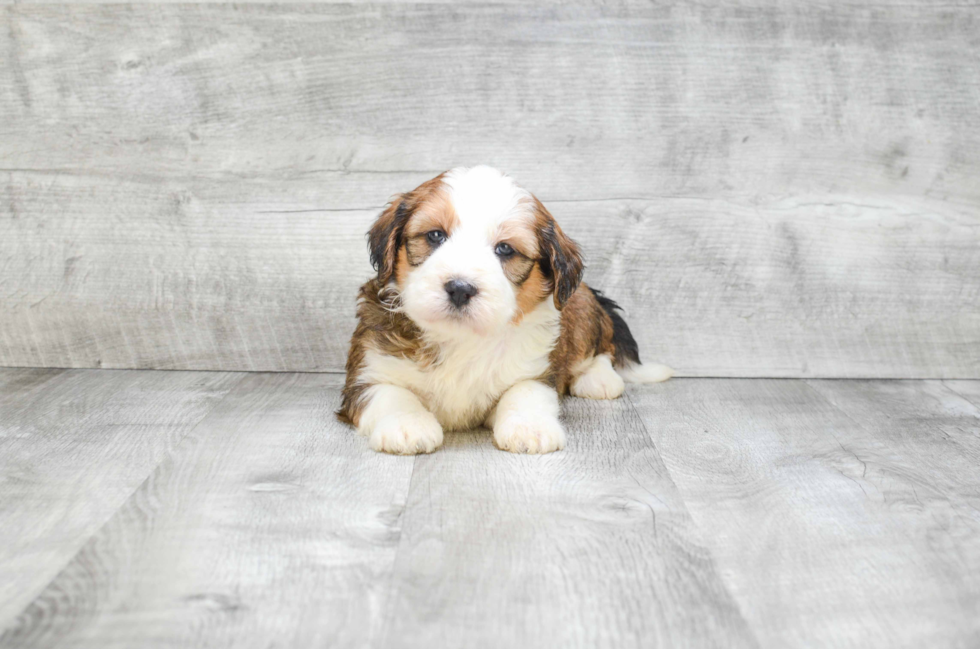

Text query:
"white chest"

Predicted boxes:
[[362, 306, 560, 430]]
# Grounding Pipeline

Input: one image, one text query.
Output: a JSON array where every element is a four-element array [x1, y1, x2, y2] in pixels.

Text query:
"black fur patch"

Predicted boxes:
[[590, 288, 641, 366], [368, 200, 413, 280], [539, 222, 583, 307]]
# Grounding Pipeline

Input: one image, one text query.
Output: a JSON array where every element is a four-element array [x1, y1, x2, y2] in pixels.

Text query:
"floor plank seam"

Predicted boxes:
[[0, 371, 253, 638], [3, 373, 978, 645], [0, 368, 66, 404], [805, 379, 980, 470], [622, 388, 764, 648], [371, 453, 422, 648], [941, 380, 980, 411]]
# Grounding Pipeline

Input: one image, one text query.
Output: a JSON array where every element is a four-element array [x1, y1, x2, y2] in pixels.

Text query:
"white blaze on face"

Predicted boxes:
[[400, 166, 534, 338]]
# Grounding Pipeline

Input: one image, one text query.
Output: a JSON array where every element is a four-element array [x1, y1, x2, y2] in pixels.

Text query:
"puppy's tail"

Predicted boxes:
[[590, 288, 673, 384], [616, 362, 674, 384]]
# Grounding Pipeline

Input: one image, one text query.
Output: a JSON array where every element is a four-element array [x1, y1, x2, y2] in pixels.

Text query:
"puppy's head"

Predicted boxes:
[[367, 166, 583, 336]]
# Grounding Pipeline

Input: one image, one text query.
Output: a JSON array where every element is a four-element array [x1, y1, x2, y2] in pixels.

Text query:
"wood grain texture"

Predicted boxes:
[[629, 379, 980, 649], [944, 380, 980, 417], [2, 372, 980, 647], [0, 368, 241, 629], [810, 379, 980, 469], [379, 394, 758, 648], [0, 373, 416, 649], [4, 0, 978, 4], [2, 3, 980, 377], [2, 175, 977, 377]]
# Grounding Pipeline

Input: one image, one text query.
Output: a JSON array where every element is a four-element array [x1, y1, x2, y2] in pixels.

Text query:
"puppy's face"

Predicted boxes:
[[367, 166, 583, 337]]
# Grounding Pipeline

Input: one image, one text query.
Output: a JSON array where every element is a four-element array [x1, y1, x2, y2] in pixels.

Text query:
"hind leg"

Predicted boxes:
[[570, 354, 625, 400]]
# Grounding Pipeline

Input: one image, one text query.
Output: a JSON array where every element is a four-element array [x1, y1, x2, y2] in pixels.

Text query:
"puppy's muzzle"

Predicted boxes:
[[444, 279, 478, 309]]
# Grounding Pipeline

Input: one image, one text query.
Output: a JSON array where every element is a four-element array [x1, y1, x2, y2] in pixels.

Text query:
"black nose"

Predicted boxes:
[[444, 279, 478, 308]]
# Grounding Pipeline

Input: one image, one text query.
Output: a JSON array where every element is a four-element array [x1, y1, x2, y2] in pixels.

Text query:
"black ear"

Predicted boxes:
[[535, 200, 584, 309], [367, 198, 412, 284]]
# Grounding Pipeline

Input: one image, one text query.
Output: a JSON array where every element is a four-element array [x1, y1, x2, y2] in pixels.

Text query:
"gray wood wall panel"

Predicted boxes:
[[0, 368, 241, 629], [2, 4, 979, 376]]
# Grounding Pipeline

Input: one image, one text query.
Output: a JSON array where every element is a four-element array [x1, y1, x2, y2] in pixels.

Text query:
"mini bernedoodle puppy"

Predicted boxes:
[[339, 166, 672, 455]]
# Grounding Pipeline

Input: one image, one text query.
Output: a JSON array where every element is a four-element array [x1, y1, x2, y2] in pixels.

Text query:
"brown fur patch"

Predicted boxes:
[[504, 197, 582, 323], [404, 190, 458, 239], [528, 197, 583, 309], [512, 263, 551, 324], [500, 253, 535, 285], [367, 173, 452, 287], [546, 281, 617, 394], [367, 201, 411, 286], [497, 208, 548, 322], [338, 279, 433, 426], [496, 218, 539, 258], [404, 234, 432, 267], [394, 246, 411, 286], [401, 181, 458, 269]]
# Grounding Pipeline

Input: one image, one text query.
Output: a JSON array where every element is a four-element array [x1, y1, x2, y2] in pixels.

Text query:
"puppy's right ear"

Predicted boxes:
[[367, 197, 412, 285]]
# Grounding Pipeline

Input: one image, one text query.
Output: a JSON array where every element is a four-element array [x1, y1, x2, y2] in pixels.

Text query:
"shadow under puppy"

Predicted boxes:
[[339, 166, 671, 454]]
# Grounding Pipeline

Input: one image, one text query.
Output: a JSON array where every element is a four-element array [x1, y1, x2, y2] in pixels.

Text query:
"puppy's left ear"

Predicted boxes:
[[367, 196, 412, 285], [534, 198, 584, 309]]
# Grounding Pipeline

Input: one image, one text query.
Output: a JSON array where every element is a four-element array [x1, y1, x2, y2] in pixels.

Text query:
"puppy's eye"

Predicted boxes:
[[494, 242, 515, 258], [427, 230, 447, 246]]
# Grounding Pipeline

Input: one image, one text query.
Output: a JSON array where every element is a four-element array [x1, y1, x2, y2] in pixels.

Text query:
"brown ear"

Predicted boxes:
[[534, 199, 584, 309], [367, 197, 412, 285]]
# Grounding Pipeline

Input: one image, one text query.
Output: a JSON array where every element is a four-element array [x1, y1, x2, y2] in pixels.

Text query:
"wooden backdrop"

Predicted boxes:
[[2, 3, 978, 378]]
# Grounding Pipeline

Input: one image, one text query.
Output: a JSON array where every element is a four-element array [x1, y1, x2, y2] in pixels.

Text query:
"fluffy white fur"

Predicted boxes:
[[401, 167, 534, 337], [570, 354, 626, 400], [359, 297, 561, 444], [356, 166, 669, 455], [616, 362, 674, 384], [358, 384, 444, 454], [487, 380, 564, 453]]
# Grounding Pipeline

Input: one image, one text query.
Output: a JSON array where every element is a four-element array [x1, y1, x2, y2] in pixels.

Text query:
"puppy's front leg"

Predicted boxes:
[[358, 385, 443, 455], [487, 380, 565, 454]]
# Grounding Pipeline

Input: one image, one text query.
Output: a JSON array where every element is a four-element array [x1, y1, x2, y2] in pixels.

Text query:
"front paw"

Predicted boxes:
[[493, 413, 566, 454], [570, 362, 625, 400], [369, 412, 444, 455]]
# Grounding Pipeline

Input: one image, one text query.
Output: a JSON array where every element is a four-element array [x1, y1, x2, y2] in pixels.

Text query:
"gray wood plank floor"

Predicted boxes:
[[0, 369, 242, 626], [1, 368, 978, 648]]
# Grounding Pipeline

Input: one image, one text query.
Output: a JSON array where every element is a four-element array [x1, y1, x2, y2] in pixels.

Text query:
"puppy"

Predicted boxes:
[[338, 166, 672, 454]]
